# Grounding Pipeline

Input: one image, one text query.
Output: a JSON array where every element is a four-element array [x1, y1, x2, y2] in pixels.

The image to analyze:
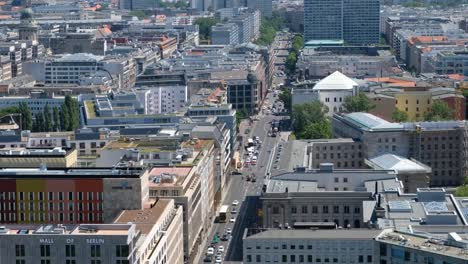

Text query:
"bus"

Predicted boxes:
[[219, 205, 229, 223]]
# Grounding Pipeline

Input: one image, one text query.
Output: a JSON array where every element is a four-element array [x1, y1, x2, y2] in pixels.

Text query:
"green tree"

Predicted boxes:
[[278, 88, 292, 111], [292, 101, 328, 133], [342, 93, 375, 113], [455, 177, 468, 196], [43, 104, 52, 132], [194, 17, 220, 40], [33, 112, 45, 132], [424, 101, 453, 121], [299, 119, 332, 139], [61, 95, 80, 131], [292, 35, 304, 53], [0, 106, 19, 117], [53, 107, 60, 131], [285, 51, 297, 73], [236, 109, 247, 128], [18, 102, 33, 130], [392, 109, 409, 122], [255, 16, 285, 46]]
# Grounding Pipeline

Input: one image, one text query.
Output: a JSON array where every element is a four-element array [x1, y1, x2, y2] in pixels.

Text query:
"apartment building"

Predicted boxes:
[[0, 92, 65, 117], [0, 167, 149, 224], [0, 199, 184, 264], [135, 85, 188, 114], [332, 112, 468, 186]]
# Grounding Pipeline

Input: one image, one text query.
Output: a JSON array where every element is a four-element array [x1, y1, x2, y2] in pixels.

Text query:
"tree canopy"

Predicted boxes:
[[423, 101, 453, 121], [255, 15, 285, 46], [392, 109, 409, 122], [278, 88, 291, 111], [292, 101, 331, 139], [194, 17, 221, 41], [342, 93, 375, 113]]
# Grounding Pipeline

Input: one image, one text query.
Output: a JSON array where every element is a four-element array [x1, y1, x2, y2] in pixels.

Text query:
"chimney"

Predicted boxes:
[[374, 181, 378, 197]]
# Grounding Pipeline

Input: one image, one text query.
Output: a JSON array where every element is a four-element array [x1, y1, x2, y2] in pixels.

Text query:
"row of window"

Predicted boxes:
[[1, 212, 103, 222], [15, 244, 129, 258], [317, 152, 363, 159], [0, 192, 104, 201], [246, 254, 373, 263], [1, 201, 103, 211], [272, 205, 361, 214]]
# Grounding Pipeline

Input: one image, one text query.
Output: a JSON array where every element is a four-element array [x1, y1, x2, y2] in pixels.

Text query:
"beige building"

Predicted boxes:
[[0, 147, 77, 168], [115, 199, 184, 264], [147, 139, 216, 262]]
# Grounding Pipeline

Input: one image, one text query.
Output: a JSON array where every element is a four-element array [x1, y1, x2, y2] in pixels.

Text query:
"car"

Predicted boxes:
[[229, 217, 236, 223], [207, 247, 214, 255], [251, 177, 257, 182], [215, 257, 223, 263], [221, 234, 229, 241], [232, 200, 239, 206], [203, 255, 212, 262], [216, 251, 223, 257], [226, 228, 232, 235], [217, 245, 225, 253], [231, 208, 237, 214]]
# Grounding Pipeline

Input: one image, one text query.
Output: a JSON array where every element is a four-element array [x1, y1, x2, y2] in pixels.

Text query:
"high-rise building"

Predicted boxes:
[[304, 0, 380, 45], [246, 0, 273, 17]]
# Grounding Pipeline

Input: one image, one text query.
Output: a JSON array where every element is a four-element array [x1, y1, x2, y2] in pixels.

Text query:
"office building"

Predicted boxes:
[[212, 23, 239, 45], [135, 85, 188, 114], [332, 112, 468, 186], [0, 199, 184, 264], [0, 147, 77, 168], [0, 167, 150, 224], [304, 0, 380, 45]]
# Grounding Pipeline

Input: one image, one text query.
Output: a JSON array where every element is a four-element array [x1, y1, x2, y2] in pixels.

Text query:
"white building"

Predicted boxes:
[[292, 71, 358, 116], [136, 85, 188, 114]]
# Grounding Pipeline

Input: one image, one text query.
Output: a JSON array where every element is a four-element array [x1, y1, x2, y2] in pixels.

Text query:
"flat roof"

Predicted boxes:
[[114, 199, 171, 234], [0, 167, 144, 179], [367, 154, 431, 173], [245, 229, 382, 240]]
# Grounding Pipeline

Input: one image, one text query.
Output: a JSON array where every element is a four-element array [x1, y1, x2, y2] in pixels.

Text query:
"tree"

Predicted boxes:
[[61, 95, 80, 131], [278, 88, 292, 111], [43, 104, 52, 132], [236, 109, 247, 128], [33, 112, 45, 132], [424, 101, 453, 121], [342, 93, 375, 113], [292, 101, 328, 133], [299, 119, 332, 139], [455, 177, 468, 196], [292, 35, 304, 53], [255, 16, 285, 46], [0, 106, 19, 118], [285, 51, 297, 73], [53, 107, 60, 131], [392, 109, 409, 122], [194, 17, 220, 40], [18, 103, 33, 130]]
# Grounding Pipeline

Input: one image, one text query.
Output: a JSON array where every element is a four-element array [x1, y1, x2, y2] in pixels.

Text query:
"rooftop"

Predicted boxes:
[[0, 167, 144, 178], [342, 112, 404, 131], [245, 229, 382, 240], [114, 199, 172, 235], [313, 71, 358, 91], [367, 154, 431, 173]]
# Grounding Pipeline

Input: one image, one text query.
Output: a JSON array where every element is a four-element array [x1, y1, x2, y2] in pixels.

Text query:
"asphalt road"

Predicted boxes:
[[198, 33, 291, 264]]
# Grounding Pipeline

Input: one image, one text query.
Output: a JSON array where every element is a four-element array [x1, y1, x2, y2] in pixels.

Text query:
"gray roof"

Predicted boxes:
[[343, 112, 404, 131], [367, 154, 431, 173], [245, 229, 383, 240]]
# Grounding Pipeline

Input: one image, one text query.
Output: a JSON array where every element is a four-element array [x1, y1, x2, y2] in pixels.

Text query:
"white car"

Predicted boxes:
[[226, 228, 232, 235], [207, 247, 214, 255], [217, 245, 225, 253], [229, 217, 236, 223], [215, 257, 223, 263], [232, 200, 239, 206]]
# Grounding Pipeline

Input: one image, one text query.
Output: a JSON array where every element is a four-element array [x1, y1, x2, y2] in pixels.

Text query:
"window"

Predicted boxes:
[[367, 255, 372, 262], [301, 206, 308, 214], [291, 255, 296, 262], [40, 261, 50, 264], [91, 245, 101, 257], [299, 255, 304, 263], [272, 206, 279, 214], [343, 178, 348, 183], [312, 206, 318, 214], [334, 177, 338, 183], [66, 245, 76, 257], [256, 255, 261, 262], [115, 245, 129, 257], [359, 255, 363, 263], [40, 245, 50, 257], [308, 255, 313, 262], [322, 206, 328, 214], [333, 206, 339, 214], [354, 207, 360, 214], [291, 206, 297, 214], [246, 255, 252, 262], [282, 255, 287, 262], [66, 261, 76, 264], [291, 245, 296, 250], [15, 245, 25, 257], [344, 206, 350, 214]]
